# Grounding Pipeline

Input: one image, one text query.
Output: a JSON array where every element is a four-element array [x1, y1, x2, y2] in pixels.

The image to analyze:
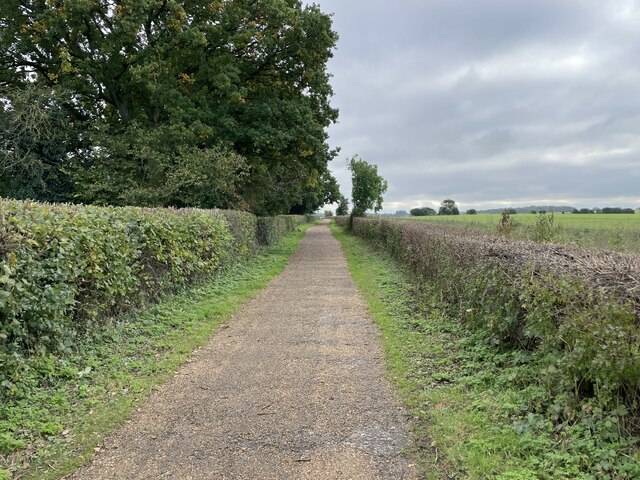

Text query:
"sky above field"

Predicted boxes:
[[313, 0, 640, 212]]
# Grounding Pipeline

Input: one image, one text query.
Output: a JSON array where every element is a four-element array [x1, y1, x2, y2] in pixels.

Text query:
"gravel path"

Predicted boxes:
[[69, 222, 416, 480]]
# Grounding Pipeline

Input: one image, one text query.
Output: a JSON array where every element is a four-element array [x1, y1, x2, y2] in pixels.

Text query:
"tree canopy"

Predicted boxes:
[[335, 195, 349, 216], [348, 156, 387, 217], [438, 199, 459, 216], [410, 207, 436, 216], [0, 0, 339, 214]]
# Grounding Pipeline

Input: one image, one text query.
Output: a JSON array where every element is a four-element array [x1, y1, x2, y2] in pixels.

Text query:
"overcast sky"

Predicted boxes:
[[313, 0, 640, 212]]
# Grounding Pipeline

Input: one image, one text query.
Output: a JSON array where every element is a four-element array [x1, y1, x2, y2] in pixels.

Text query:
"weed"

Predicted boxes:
[[530, 212, 560, 243], [497, 210, 517, 236]]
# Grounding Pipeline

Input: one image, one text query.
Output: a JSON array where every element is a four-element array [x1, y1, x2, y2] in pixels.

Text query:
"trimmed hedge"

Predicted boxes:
[[256, 215, 310, 246], [0, 199, 308, 386], [338, 216, 640, 431]]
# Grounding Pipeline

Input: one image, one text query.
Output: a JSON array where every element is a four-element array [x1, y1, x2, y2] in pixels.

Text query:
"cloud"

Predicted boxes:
[[313, 0, 640, 210]]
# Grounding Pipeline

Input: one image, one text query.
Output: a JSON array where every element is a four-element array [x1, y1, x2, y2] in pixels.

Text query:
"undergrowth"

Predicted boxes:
[[0, 224, 312, 480], [331, 223, 640, 480]]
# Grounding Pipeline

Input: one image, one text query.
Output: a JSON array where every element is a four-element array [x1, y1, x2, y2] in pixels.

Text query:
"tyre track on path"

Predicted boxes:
[[69, 222, 416, 480]]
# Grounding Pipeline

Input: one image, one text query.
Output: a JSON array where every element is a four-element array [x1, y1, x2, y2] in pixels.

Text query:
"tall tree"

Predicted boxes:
[[349, 156, 388, 217], [0, 0, 338, 213], [335, 195, 349, 216]]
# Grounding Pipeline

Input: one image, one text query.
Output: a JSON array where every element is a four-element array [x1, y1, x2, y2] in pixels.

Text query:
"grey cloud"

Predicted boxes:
[[314, 0, 640, 211]]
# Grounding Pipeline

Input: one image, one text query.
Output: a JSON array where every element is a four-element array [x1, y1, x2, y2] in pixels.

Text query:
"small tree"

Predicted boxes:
[[438, 199, 459, 216], [466, 209, 477, 215], [349, 156, 388, 217], [324, 210, 333, 218], [335, 196, 349, 216]]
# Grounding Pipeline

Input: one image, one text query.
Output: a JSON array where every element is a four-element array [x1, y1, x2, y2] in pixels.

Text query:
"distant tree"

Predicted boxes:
[[395, 210, 409, 217], [410, 207, 436, 216], [602, 207, 635, 214], [349, 156, 388, 217], [594, 208, 603, 214], [466, 209, 477, 215], [336, 196, 350, 216], [531, 210, 537, 214], [438, 199, 459, 216], [324, 210, 333, 218], [572, 208, 580, 214], [503, 208, 517, 215], [579, 208, 594, 214], [539, 210, 547, 214]]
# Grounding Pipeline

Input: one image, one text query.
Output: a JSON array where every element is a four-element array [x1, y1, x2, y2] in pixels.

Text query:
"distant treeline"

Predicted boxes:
[[572, 207, 636, 214], [477, 206, 638, 215], [477, 206, 575, 214]]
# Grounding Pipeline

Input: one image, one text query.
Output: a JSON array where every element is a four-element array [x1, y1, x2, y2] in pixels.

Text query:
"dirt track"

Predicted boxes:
[[69, 222, 416, 479]]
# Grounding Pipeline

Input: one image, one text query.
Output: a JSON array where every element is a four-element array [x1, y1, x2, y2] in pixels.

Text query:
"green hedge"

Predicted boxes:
[[219, 210, 259, 260], [0, 199, 307, 388], [340, 217, 640, 443], [256, 215, 310, 246]]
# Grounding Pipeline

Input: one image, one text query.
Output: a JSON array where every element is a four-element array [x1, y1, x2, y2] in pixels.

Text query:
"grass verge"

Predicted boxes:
[[330, 223, 639, 480], [1, 224, 313, 480]]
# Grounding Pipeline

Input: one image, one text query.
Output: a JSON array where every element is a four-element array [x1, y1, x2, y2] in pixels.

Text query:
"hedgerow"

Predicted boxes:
[[0, 200, 308, 397], [336, 216, 640, 477], [256, 215, 310, 246]]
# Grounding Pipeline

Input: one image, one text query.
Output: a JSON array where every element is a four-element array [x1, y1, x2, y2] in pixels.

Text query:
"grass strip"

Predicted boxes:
[[1, 224, 313, 480], [330, 223, 639, 480]]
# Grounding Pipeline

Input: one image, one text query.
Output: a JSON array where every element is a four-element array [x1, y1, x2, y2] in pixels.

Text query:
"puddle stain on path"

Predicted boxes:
[[69, 222, 416, 480]]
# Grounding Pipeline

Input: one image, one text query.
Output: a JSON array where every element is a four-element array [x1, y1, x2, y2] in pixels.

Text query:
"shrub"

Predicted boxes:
[[256, 215, 306, 246], [497, 210, 517, 236], [0, 201, 231, 361], [0, 200, 307, 391], [219, 210, 258, 261], [529, 212, 560, 242], [344, 217, 640, 436]]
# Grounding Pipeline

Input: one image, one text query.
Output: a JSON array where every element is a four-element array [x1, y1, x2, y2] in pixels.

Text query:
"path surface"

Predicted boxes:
[[70, 222, 416, 480]]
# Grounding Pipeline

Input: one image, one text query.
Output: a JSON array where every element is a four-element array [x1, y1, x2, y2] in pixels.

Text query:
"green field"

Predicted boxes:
[[401, 213, 640, 253]]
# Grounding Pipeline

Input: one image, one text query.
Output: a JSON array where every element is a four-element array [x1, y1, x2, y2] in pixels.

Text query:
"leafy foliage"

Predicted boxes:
[[438, 199, 459, 216], [348, 156, 388, 217], [410, 207, 436, 216], [335, 196, 349, 216], [0, 199, 307, 399], [0, 86, 74, 202], [0, 0, 339, 214]]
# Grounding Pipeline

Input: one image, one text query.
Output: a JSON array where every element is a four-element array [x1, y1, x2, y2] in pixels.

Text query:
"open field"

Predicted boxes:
[[402, 213, 640, 252]]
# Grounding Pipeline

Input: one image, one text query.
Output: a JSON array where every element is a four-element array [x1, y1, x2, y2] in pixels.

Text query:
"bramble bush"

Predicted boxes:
[[0, 199, 308, 396]]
